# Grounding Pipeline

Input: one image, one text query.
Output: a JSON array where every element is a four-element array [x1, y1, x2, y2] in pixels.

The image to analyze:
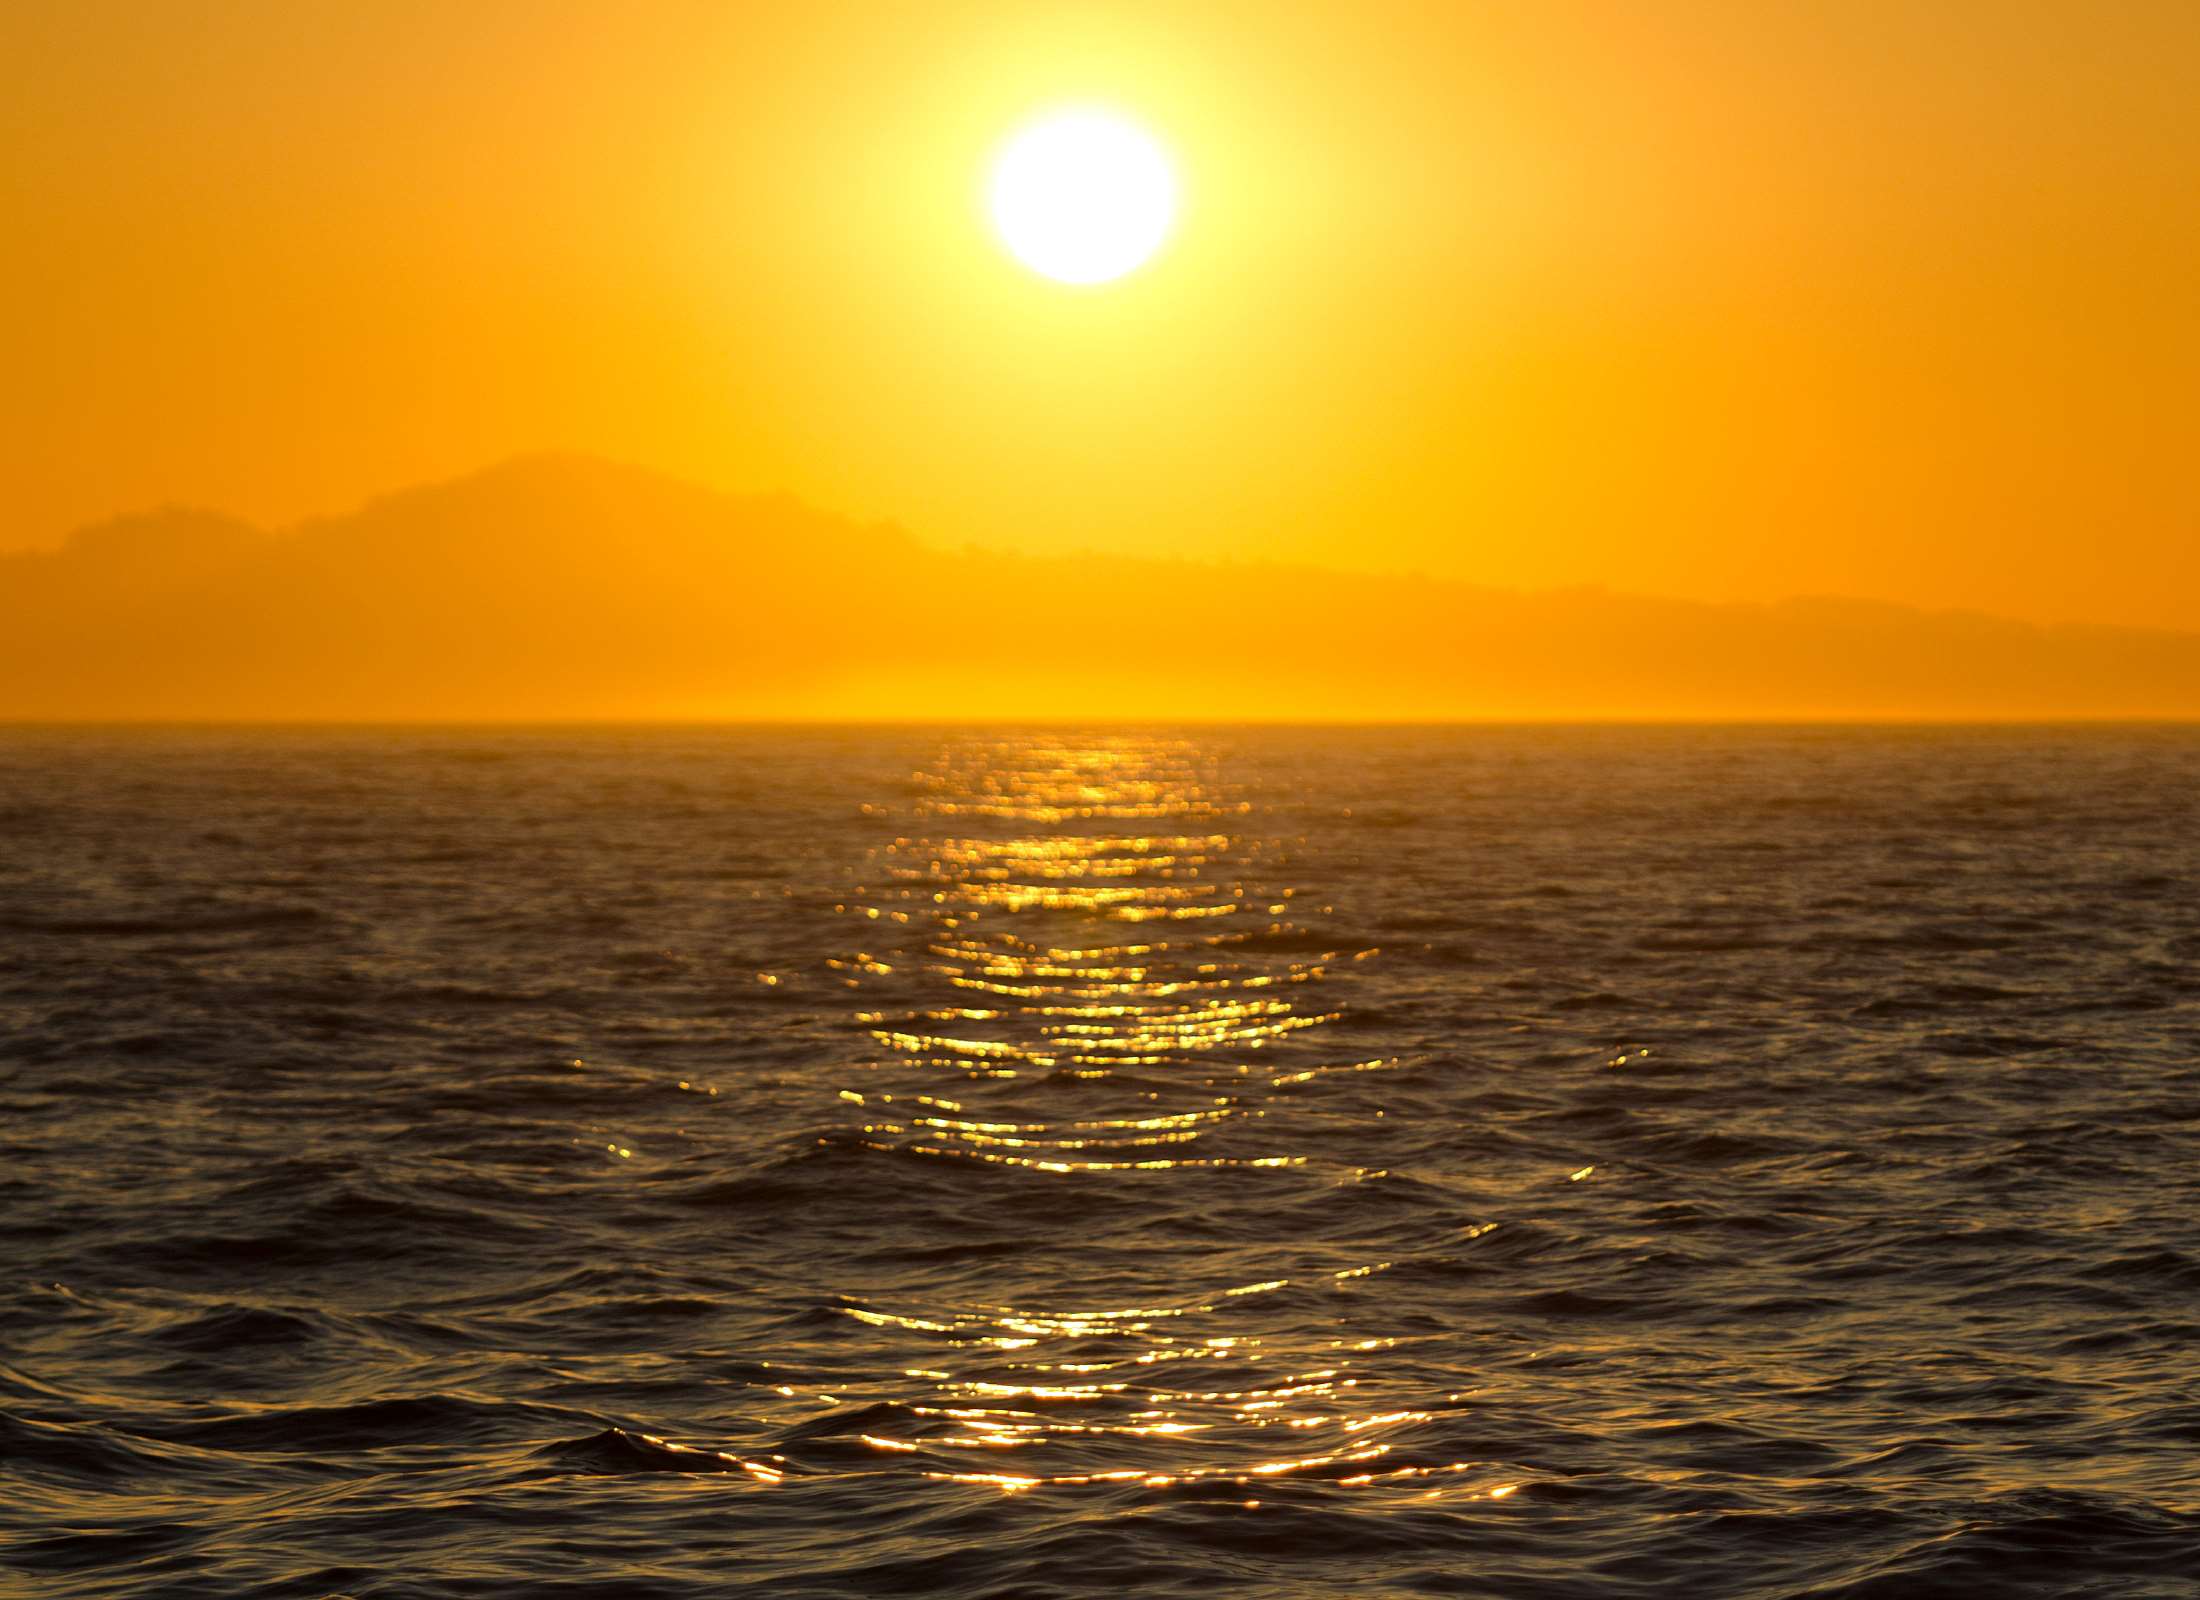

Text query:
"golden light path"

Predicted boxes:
[[797, 734, 1528, 1503], [988, 110, 1178, 284]]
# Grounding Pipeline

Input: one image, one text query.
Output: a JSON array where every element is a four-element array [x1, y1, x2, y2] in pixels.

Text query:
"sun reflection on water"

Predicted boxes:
[[831, 736, 1361, 1168], [802, 735, 1514, 1500]]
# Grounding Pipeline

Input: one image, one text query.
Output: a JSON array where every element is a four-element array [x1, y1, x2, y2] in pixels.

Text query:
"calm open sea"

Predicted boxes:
[[3, 726, 2198, 1598]]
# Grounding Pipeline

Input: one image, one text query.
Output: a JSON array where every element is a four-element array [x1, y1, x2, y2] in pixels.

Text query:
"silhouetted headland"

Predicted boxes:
[[7, 453, 2199, 721]]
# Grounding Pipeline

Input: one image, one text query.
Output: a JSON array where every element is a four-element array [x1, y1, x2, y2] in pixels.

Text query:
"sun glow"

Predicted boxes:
[[988, 110, 1178, 285]]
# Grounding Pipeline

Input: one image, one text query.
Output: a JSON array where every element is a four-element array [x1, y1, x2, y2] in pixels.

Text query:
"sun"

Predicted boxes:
[[988, 110, 1178, 286]]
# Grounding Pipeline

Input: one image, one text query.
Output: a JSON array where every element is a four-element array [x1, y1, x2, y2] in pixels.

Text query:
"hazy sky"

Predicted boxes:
[[7, 0, 2195, 627]]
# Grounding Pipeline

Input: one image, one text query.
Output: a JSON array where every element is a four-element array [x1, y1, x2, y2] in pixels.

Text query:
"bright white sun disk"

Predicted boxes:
[[989, 111, 1177, 285]]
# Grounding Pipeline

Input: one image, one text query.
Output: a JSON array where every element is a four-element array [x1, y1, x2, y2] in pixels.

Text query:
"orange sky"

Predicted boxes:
[[6, 0, 2195, 628]]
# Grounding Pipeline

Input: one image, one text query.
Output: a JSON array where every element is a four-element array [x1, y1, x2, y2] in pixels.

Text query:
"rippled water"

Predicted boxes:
[[4, 726, 2199, 1597]]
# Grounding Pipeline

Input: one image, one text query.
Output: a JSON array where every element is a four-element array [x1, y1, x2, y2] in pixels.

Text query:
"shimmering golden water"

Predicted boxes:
[[820, 736, 1492, 1496]]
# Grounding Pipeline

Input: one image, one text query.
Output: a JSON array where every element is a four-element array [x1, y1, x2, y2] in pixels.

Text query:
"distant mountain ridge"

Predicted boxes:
[[5, 453, 2197, 720]]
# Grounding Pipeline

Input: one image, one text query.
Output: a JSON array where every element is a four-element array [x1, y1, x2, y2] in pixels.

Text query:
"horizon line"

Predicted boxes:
[[8, 715, 2200, 732]]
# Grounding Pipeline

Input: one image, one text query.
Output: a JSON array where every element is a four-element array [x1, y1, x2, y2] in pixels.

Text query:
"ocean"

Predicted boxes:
[[3, 725, 2197, 1598]]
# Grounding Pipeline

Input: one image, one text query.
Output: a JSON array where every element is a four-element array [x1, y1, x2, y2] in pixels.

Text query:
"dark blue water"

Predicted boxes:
[[4, 726, 2198, 1597]]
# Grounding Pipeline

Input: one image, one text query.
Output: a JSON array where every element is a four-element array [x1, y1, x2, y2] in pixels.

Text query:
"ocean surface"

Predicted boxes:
[[4, 725, 2198, 1599]]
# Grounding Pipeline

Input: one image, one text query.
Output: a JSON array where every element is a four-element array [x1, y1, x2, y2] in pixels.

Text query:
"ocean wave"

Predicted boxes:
[[5, 726, 2198, 1597]]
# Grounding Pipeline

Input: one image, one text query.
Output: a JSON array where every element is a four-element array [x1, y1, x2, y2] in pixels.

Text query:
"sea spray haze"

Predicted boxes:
[[4, 725, 2199, 1597]]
